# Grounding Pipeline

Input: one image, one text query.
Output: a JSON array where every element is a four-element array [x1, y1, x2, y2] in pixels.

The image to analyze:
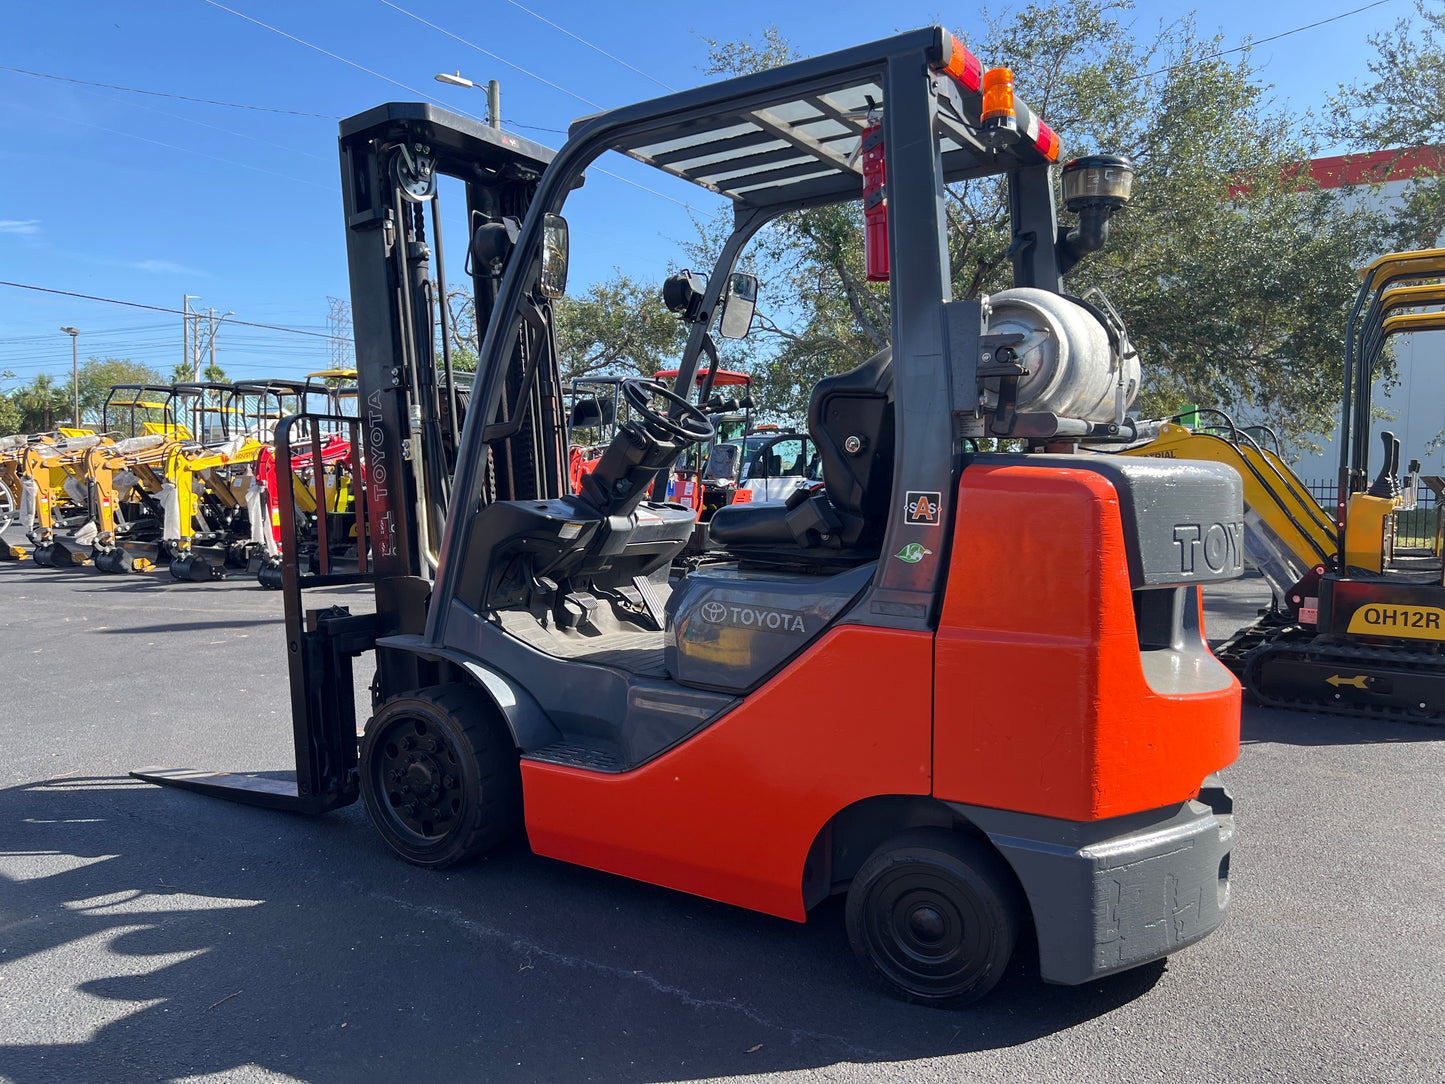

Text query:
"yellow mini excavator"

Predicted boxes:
[[1127, 248, 1445, 721]]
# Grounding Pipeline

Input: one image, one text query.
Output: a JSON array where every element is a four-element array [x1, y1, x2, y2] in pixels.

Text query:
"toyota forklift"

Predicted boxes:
[[136, 28, 1242, 1006]]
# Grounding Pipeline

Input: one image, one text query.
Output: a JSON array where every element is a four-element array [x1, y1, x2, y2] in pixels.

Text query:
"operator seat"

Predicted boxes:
[[709, 346, 894, 554]]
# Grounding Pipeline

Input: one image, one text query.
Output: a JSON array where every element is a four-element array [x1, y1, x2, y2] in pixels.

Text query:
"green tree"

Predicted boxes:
[[77, 357, 165, 426], [13, 374, 70, 432], [0, 396, 22, 438], [0, 370, 20, 436], [1329, 0, 1445, 251], [554, 272, 690, 383], [703, 3, 1385, 448]]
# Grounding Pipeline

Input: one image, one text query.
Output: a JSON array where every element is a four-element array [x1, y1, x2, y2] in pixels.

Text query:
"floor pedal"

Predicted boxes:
[[632, 574, 667, 630]]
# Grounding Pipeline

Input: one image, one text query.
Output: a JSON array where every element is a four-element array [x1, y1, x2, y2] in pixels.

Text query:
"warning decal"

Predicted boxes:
[[905, 491, 942, 526]]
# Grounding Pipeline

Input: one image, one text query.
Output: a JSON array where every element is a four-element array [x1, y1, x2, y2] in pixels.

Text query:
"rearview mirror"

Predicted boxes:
[[539, 214, 570, 299], [716, 272, 758, 339]]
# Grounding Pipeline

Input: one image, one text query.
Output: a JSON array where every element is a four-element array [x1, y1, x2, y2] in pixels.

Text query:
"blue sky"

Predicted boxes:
[[0, 0, 1415, 389]]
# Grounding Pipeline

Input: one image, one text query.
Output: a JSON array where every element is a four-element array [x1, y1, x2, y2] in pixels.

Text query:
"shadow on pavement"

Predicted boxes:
[[0, 776, 1168, 1083]]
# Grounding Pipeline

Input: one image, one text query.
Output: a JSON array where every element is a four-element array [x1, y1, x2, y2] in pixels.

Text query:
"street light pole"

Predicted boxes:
[[434, 71, 500, 128], [59, 326, 79, 427]]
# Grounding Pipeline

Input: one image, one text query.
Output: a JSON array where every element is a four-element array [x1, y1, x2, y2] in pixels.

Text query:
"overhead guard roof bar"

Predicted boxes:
[[577, 28, 1057, 213]]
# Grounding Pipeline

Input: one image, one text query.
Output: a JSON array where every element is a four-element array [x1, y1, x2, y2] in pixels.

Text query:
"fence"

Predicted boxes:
[[1303, 479, 1440, 549]]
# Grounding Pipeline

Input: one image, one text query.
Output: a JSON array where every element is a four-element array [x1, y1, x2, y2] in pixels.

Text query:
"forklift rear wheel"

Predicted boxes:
[[845, 828, 1019, 1007], [360, 684, 522, 870]]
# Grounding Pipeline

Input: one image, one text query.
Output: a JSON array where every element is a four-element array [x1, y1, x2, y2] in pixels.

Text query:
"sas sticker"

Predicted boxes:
[[905, 491, 942, 525], [894, 543, 932, 564], [1346, 604, 1445, 640]]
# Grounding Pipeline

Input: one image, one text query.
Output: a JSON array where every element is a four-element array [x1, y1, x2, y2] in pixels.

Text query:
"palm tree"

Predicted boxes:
[[14, 374, 68, 432]]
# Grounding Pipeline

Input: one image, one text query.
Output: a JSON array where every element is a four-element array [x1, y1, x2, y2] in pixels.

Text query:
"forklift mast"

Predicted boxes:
[[338, 105, 558, 593]]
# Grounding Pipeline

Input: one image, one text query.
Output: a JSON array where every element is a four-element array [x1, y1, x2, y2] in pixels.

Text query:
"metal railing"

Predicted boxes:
[[1304, 479, 1439, 549]]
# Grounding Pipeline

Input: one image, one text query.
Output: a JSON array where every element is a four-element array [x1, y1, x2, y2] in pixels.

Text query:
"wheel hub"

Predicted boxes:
[[906, 903, 947, 944], [373, 719, 462, 839]]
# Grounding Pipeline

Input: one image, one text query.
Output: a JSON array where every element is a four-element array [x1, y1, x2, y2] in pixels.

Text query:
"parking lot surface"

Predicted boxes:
[[0, 559, 1441, 1083]]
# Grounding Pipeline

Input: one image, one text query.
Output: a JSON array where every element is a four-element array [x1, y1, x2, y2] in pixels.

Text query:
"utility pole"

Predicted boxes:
[[60, 326, 79, 426], [194, 309, 234, 380], [326, 296, 354, 371], [183, 295, 198, 376]]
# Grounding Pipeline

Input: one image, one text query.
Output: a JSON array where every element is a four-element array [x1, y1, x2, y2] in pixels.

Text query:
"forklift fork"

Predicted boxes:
[[133, 413, 377, 812]]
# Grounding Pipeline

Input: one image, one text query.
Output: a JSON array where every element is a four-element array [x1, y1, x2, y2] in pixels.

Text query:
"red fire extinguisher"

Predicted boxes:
[[862, 123, 888, 282]]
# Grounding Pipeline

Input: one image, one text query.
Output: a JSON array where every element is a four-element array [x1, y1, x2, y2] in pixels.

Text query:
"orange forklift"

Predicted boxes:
[[137, 28, 1242, 1005]]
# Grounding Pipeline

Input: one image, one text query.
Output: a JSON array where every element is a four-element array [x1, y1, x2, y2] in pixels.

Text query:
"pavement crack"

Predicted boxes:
[[365, 885, 883, 1058]]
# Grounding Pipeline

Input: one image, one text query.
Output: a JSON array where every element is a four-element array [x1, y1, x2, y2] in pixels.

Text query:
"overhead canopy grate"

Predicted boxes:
[[589, 34, 1058, 213]]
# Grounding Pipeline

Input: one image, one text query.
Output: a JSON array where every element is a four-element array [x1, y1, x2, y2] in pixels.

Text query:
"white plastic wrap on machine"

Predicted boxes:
[[245, 477, 279, 556], [159, 480, 182, 541], [19, 476, 37, 530]]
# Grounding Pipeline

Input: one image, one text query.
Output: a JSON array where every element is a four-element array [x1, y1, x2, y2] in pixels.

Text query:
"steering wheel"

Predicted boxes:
[[622, 378, 715, 443]]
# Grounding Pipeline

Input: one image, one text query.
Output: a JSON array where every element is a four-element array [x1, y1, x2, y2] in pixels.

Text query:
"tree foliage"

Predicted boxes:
[[702, 2, 1386, 447], [1329, 0, 1445, 251], [554, 272, 689, 384], [77, 357, 165, 426], [0, 392, 20, 437], [9, 374, 72, 433]]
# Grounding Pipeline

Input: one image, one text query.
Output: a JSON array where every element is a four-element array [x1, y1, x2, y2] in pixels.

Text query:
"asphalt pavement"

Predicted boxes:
[[0, 556, 1441, 1084]]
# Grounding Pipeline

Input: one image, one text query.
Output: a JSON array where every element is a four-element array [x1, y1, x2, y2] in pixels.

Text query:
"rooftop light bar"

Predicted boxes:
[[932, 31, 1060, 162]]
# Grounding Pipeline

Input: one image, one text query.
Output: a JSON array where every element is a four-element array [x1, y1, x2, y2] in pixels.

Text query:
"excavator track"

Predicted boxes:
[[1242, 636, 1445, 724]]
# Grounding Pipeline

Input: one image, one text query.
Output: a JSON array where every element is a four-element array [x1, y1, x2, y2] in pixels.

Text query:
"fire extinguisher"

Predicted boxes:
[[862, 123, 888, 282]]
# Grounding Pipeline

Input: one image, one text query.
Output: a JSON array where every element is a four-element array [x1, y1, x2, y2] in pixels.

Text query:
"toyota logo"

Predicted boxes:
[[700, 601, 728, 622]]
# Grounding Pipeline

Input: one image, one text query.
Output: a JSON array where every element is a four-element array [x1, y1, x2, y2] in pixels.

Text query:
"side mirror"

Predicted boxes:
[[539, 214, 570, 299], [716, 272, 758, 340]]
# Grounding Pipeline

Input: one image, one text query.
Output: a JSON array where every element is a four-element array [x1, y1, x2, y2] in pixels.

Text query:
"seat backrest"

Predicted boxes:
[[807, 346, 895, 527], [704, 442, 740, 480]]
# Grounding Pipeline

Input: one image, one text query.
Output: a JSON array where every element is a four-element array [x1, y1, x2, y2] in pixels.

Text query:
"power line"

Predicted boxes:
[[0, 64, 339, 118], [195, 3, 564, 134], [201, 0, 477, 116], [0, 281, 344, 340], [1136, 0, 1400, 82], [59, 113, 332, 192], [502, 0, 675, 92], [373, 1, 702, 211], [200, 0, 702, 210], [377, 0, 601, 108]]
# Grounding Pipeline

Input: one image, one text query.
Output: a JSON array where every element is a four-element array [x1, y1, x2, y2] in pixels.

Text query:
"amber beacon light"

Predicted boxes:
[[981, 67, 1017, 134]]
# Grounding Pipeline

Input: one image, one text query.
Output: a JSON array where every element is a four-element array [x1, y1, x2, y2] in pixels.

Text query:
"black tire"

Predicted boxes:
[[0, 479, 15, 530], [359, 683, 522, 869], [845, 827, 1020, 1007]]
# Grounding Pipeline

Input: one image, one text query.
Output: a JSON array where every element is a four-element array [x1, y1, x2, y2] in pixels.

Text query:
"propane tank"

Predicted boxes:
[[979, 287, 1139, 425]]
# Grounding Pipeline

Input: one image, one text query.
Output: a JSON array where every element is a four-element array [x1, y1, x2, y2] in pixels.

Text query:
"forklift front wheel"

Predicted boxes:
[[845, 828, 1019, 1007], [359, 684, 522, 869]]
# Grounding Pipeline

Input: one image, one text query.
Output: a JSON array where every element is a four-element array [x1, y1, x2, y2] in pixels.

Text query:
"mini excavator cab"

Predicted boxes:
[[136, 28, 1243, 1007]]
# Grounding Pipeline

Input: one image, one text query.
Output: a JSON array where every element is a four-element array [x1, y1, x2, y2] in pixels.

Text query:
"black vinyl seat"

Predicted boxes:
[[711, 346, 894, 553]]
